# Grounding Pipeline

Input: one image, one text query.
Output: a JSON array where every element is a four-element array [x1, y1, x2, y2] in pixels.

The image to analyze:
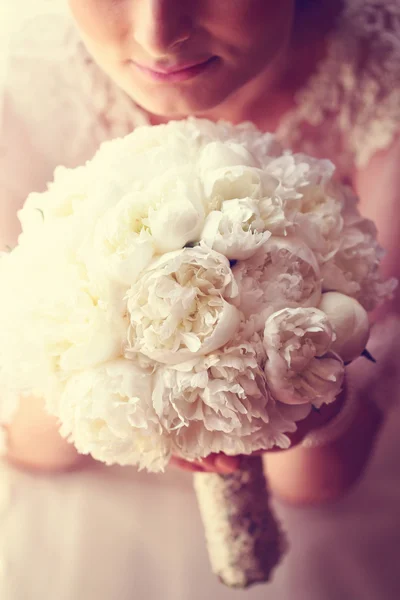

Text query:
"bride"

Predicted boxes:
[[1, 1, 400, 598]]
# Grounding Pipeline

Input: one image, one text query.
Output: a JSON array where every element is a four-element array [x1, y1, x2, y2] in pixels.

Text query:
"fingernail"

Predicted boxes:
[[215, 455, 240, 473]]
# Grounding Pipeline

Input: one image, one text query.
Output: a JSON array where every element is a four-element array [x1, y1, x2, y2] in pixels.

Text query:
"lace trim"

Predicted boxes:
[[277, 0, 400, 176]]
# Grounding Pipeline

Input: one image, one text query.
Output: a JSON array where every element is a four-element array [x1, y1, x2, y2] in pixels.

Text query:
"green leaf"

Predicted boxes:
[[361, 349, 377, 363]]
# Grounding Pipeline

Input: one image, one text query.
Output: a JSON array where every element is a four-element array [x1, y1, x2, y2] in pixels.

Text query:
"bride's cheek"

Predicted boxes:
[[4, 395, 87, 473]]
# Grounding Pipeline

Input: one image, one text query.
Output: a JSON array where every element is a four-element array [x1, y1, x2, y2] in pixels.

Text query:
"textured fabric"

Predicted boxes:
[[278, 0, 400, 178], [0, 1, 400, 599]]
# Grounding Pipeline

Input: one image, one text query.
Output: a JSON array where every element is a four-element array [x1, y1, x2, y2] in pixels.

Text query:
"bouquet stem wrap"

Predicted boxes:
[[193, 455, 285, 588]]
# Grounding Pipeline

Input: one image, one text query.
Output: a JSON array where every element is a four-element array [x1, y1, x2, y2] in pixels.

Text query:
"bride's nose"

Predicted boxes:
[[133, 0, 193, 57]]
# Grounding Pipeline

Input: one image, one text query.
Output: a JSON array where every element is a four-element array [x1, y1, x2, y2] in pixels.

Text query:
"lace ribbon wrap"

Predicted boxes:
[[193, 456, 285, 588]]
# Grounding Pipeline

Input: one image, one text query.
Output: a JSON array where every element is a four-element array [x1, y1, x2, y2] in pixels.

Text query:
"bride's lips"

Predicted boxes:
[[132, 57, 218, 83]]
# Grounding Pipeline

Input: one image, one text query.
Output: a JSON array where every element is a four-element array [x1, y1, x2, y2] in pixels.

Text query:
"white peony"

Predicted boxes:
[[0, 233, 127, 414], [81, 191, 155, 286], [198, 140, 261, 174], [263, 153, 334, 198], [151, 336, 300, 458], [202, 164, 263, 204], [18, 164, 90, 238], [263, 307, 344, 407], [146, 168, 207, 253], [201, 198, 271, 260], [321, 186, 397, 309], [292, 184, 344, 262], [126, 246, 241, 364], [57, 359, 169, 471], [233, 236, 321, 330], [259, 155, 344, 263], [318, 292, 370, 363], [201, 163, 295, 237], [0, 117, 392, 472]]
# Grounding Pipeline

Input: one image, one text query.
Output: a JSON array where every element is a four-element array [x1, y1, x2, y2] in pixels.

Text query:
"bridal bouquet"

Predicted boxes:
[[0, 119, 394, 587]]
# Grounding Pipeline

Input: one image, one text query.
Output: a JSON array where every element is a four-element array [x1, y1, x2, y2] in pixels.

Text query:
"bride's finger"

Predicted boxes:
[[286, 390, 346, 447], [170, 454, 241, 474], [170, 392, 346, 473], [169, 456, 206, 472]]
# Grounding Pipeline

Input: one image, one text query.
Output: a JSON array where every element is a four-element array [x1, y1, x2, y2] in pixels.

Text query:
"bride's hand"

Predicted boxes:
[[170, 392, 347, 474], [3, 385, 342, 473], [172, 372, 383, 506]]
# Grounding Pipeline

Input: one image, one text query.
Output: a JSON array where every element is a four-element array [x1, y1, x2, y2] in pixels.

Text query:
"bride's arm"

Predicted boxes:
[[6, 396, 85, 472], [0, 92, 85, 472], [264, 136, 400, 505]]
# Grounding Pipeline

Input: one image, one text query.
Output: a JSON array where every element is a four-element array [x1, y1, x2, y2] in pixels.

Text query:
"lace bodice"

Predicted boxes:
[[1, 0, 400, 194], [278, 0, 400, 178]]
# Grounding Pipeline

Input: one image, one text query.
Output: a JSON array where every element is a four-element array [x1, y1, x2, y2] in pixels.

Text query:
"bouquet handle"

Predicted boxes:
[[193, 455, 286, 589]]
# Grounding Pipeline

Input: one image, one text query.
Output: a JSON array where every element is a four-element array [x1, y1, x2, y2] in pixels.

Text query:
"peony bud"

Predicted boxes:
[[318, 292, 370, 363]]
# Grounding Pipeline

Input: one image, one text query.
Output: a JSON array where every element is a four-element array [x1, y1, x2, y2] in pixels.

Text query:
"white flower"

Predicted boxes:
[[81, 174, 208, 285], [260, 155, 344, 260], [0, 117, 391, 474], [292, 183, 344, 261], [202, 164, 263, 204], [318, 185, 397, 310], [80, 191, 155, 286], [321, 196, 397, 309], [263, 152, 334, 195], [0, 236, 127, 410], [183, 118, 281, 165], [201, 199, 271, 260], [198, 140, 260, 173], [202, 162, 293, 236], [146, 168, 207, 253], [152, 336, 299, 458], [126, 246, 241, 364], [18, 165, 90, 237], [318, 292, 370, 363], [233, 236, 321, 330], [263, 307, 344, 407], [57, 359, 169, 471]]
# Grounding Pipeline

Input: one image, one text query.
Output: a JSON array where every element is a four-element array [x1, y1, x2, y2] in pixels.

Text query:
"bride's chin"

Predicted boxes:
[[121, 81, 233, 121]]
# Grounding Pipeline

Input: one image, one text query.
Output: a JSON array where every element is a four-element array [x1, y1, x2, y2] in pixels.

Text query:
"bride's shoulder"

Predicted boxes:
[[338, 0, 400, 166], [0, 2, 75, 62], [0, 5, 89, 164], [342, 0, 400, 66], [0, 3, 142, 170], [279, 0, 400, 177]]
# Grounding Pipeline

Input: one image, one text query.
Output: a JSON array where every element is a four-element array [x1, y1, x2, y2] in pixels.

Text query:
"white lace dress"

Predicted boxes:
[[1, 1, 400, 599]]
